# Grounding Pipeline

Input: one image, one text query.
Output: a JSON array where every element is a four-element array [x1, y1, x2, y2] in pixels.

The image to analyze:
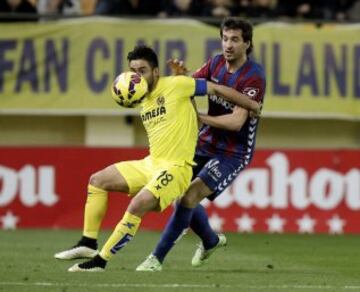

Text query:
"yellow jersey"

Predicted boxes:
[[140, 76, 199, 165]]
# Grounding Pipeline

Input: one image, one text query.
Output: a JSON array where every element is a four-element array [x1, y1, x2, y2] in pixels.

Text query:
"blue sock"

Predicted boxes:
[[153, 204, 194, 263], [190, 204, 219, 250]]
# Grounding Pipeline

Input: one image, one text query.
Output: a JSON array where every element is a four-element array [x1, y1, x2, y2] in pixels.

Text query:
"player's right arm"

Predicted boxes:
[[173, 72, 261, 117], [205, 81, 261, 117], [173, 57, 261, 117]]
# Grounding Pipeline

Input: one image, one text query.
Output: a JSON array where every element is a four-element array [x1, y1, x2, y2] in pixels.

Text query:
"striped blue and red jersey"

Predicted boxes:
[[193, 54, 266, 164]]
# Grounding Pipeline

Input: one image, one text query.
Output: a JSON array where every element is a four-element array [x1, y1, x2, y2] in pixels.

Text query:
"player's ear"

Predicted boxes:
[[245, 41, 250, 50], [153, 67, 160, 78]]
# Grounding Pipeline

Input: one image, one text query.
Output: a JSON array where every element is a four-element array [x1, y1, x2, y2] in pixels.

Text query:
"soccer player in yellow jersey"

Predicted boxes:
[[54, 45, 260, 272]]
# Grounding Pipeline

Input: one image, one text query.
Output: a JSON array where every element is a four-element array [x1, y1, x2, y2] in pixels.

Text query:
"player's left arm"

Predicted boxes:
[[167, 59, 190, 76], [198, 106, 248, 131]]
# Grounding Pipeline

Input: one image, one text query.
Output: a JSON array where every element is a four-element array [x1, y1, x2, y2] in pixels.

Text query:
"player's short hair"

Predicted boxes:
[[220, 17, 253, 56], [127, 45, 159, 69]]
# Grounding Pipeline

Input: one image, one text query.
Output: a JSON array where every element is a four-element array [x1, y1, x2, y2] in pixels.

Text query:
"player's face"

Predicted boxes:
[[129, 59, 158, 90], [7, 0, 21, 8], [221, 28, 249, 62]]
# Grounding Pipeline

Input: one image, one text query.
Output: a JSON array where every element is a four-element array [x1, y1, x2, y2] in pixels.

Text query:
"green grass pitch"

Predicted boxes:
[[1, 230, 360, 292]]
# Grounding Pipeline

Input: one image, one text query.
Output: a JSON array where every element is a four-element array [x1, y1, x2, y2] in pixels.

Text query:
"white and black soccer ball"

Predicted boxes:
[[111, 72, 148, 108]]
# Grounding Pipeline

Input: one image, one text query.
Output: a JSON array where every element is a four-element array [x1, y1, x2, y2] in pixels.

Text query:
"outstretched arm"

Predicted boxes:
[[206, 81, 261, 117], [168, 57, 259, 113]]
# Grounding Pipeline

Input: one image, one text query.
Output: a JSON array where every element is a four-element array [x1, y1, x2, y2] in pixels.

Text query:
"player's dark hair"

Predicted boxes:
[[220, 17, 253, 56], [127, 45, 159, 69]]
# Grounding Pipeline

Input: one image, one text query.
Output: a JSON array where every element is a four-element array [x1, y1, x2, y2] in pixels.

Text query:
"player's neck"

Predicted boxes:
[[226, 55, 248, 73], [149, 77, 159, 92]]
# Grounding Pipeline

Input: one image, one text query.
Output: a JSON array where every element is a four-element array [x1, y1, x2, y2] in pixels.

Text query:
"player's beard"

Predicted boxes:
[[223, 49, 240, 62], [224, 50, 246, 67], [224, 54, 234, 62], [146, 75, 154, 91], [224, 52, 238, 63]]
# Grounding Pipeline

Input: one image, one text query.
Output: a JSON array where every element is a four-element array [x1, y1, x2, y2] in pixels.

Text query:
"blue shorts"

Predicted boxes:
[[193, 154, 246, 201]]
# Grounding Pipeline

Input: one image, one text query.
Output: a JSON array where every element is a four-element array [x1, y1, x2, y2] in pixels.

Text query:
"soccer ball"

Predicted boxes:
[[111, 72, 148, 108]]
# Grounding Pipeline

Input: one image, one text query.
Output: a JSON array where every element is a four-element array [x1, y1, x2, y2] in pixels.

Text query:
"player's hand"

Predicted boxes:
[[249, 102, 262, 118], [197, 112, 206, 124], [167, 59, 189, 76]]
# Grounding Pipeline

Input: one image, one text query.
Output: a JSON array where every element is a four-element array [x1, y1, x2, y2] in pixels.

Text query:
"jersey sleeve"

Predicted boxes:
[[192, 58, 212, 79], [237, 74, 266, 103], [173, 75, 197, 98]]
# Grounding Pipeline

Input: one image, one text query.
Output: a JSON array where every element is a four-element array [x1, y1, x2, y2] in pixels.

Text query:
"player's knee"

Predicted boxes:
[[89, 171, 105, 190], [127, 200, 146, 217], [128, 193, 158, 217], [127, 199, 142, 216], [180, 193, 199, 208]]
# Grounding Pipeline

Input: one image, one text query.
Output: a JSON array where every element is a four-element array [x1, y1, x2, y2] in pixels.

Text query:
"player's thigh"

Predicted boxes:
[[196, 156, 245, 200], [146, 163, 193, 212], [90, 164, 129, 192], [115, 159, 150, 196], [180, 177, 213, 208]]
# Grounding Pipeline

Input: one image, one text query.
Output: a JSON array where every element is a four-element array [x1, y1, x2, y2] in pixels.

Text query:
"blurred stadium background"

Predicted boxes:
[[0, 0, 359, 290]]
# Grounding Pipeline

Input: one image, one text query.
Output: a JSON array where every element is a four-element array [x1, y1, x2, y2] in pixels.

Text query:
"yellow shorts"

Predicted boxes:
[[115, 156, 192, 211]]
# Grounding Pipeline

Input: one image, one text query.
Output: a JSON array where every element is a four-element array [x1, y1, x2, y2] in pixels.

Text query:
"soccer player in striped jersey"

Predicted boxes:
[[136, 17, 266, 271], [54, 45, 260, 272]]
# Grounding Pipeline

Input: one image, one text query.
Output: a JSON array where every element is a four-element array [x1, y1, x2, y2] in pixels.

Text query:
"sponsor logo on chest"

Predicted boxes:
[[141, 96, 167, 122]]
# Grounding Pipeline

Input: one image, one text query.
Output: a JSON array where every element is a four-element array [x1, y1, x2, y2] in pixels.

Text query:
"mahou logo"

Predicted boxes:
[[204, 152, 360, 210], [0, 165, 59, 207]]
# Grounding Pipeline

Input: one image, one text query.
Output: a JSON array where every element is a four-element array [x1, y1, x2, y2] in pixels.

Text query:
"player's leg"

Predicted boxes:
[[69, 160, 191, 272], [54, 164, 130, 260], [99, 188, 160, 260], [190, 204, 227, 267], [190, 204, 219, 249], [138, 156, 241, 269], [68, 189, 159, 272], [137, 177, 212, 270], [135, 155, 209, 271], [188, 156, 224, 252], [135, 162, 195, 271], [83, 165, 131, 242], [190, 157, 245, 267]]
